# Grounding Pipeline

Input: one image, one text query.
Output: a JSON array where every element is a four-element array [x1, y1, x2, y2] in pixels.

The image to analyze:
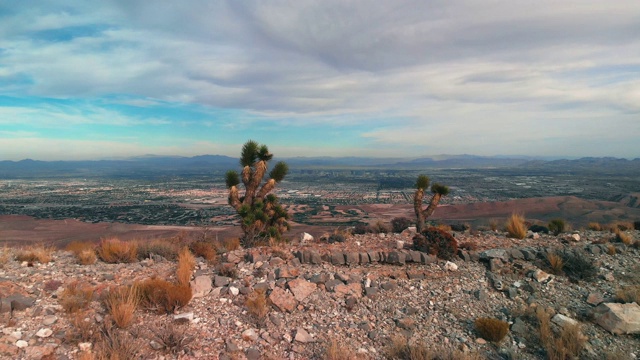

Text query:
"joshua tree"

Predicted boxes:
[[413, 175, 449, 233], [225, 140, 289, 247]]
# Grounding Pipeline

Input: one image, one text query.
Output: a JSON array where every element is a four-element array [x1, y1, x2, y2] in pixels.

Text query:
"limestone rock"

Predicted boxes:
[[190, 275, 212, 298], [294, 328, 314, 343], [300, 232, 314, 243], [269, 287, 297, 312], [287, 278, 317, 302], [593, 302, 640, 335], [444, 261, 458, 271]]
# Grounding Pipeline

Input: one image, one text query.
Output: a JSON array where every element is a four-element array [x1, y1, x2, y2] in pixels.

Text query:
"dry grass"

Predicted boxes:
[[474, 317, 509, 343], [587, 222, 603, 231], [547, 252, 564, 275], [246, 289, 269, 322], [94, 323, 139, 360], [65, 241, 97, 264], [616, 285, 640, 304], [221, 237, 241, 252], [607, 244, 617, 255], [536, 307, 586, 360], [189, 240, 217, 262], [65, 311, 97, 344], [324, 339, 358, 360], [60, 281, 94, 313], [136, 278, 192, 314], [488, 218, 500, 231], [0, 246, 12, 268], [435, 223, 452, 232], [15, 245, 54, 264], [150, 322, 193, 354], [96, 238, 138, 263], [136, 238, 180, 260], [614, 230, 633, 245], [505, 213, 527, 239], [176, 247, 196, 286], [103, 285, 139, 328], [384, 335, 480, 360]]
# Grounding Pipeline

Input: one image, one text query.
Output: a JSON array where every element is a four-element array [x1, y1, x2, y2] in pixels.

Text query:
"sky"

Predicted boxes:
[[1, 1, 639, 161]]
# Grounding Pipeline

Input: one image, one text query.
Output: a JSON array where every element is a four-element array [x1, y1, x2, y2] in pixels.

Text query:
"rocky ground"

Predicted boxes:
[[0, 228, 639, 360]]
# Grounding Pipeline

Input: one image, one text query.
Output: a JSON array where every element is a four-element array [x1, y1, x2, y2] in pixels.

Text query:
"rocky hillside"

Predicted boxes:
[[0, 228, 639, 360]]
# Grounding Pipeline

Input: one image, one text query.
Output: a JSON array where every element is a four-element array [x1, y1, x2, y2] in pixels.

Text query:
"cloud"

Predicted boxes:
[[0, 1, 639, 158]]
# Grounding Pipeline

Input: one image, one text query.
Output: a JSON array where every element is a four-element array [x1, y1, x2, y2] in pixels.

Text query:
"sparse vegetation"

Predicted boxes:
[[536, 307, 586, 360], [413, 175, 449, 233], [221, 237, 241, 252], [413, 227, 458, 260], [391, 217, 412, 233], [150, 322, 193, 355], [67, 241, 98, 265], [614, 229, 633, 245], [458, 241, 478, 251], [546, 252, 564, 275], [176, 247, 196, 286], [136, 238, 179, 260], [136, 278, 192, 314], [558, 249, 598, 282], [217, 262, 239, 278], [225, 140, 290, 247], [60, 281, 94, 313], [505, 213, 527, 239], [324, 338, 357, 360], [94, 323, 139, 360], [96, 238, 138, 263], [245, 288, 269, 322], [548, 218, 566, 236], [474, 317, 509, 343], [384, 335, 480, 360], [103, 285, 140, 328], [189, 240, 217, 262], [0, 246, 12, 268], [15, 245, 54, 264], [616, 285, 640, 304], [607, 244, 617, 255], [588, 222, 603, 231], [66, 311, 97, 344], [529, 224, 549, 234]]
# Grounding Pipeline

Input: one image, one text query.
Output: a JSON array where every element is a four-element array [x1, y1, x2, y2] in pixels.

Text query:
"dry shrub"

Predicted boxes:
[[66, 312, 97, 344], [0, 246, 12, 268], [559, 249, 598, 282], [94, 323, 138, 360], [136, 238, 179, 260], [15, 245, 54, 264], [607, 244, 617, 255], [372, 220, 392, 234], [474, 317, 509, 343], [505, 213, 527, 239], [222, 237, 241, 252], [324, 338, 357, 360], [136, 278, 192, 314], [189, 240, 217, 262], [391, 217, 412, 233], [413, 227, 458, 260], [217, 262, 239, 278], [151, 322, 193, 354], [246, 289, 269, 321], [435, 223, 452, 232], [614, 230, 633, 245], [77, 351, 95, 360], [66, 241, 93, 254], [103, 285, 139, 328], [384, 335, 479, 360], [488, 218, 500, 232], [96, 238, 137, 263], [546, 252, 564, 275], [616, 285, 640, 304], [60, 281, 94, 313], [66, 241, 97, 264], [176, 247, 196, 286], [587, 222, 602, 231], [43, 279, 63, 292]]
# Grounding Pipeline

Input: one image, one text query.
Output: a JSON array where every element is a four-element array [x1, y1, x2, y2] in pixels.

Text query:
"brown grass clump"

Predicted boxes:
[[413, 227, 458, 260], [15, 245, 54, 264], [176, 247, 196, 286], [384, 335, 480, 360], [475, 317, 509, 343], [616, 285, 640, 304], [607, 244, 617, 255], [535, 307, 586, 360], [151, 322, 193, 354], [0, 246, 12, 268], [136, 238, 180, 260], [66, 312, 97, 344], [136, 278, 192, 314], [60, 281, 94, 313], [505, 213, 527, 239], [94, 323, 139, 360], [324, 338, 358, 360], [546, 252, 564, 275], [488, 218, 500, 232], [65, 241, 97, 264], [246, 289, 269, 322], [96, 238, 138, 263], [221, 237, 241, 252], [614, 230, 633, 245], [587, 222, 602, 231], [189, 240, 217, 262], [103, 285, 139, 328]]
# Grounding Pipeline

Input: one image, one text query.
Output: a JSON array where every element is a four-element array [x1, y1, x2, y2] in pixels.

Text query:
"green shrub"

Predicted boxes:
[[391, 217, 412, 233], [548, 219, 566, 236]]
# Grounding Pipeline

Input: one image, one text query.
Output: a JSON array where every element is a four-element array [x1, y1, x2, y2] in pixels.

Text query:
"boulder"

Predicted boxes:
[[593, 302, 640, 335], [269, 287, 297, 313], [300, 232, 314, 243], [287, 278, 317, 302], [190, 275, 212, 298]]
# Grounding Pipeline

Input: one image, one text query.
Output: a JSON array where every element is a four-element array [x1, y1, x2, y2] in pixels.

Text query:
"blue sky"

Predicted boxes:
[[1, 1, 639, 160]]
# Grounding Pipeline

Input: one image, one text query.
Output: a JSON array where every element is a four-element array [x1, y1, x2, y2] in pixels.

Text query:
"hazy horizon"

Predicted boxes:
[[1, 1, 639, 160]]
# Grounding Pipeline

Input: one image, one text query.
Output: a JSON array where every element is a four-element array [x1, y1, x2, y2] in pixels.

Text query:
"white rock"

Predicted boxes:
[[396, 240, 405, 249], [78, 342, 92, 352], [16, 340, 28, 348], [300, 232, 314, 243], [242, 328, 258, 342], [10, 331, 22, 340], [569, 234, 581, 241], [229, 286, 240, 296], [36, 328, 53, 338], [173, 312, 194, 322], [444, 261, 458, 271], [532, 269, 552, 283], [552, 314, 578, 328], [42, 315, 58, 326]]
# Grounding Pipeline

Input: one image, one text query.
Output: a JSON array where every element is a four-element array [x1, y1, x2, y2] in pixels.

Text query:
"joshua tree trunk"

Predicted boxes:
[[413, 175, 449, 233]]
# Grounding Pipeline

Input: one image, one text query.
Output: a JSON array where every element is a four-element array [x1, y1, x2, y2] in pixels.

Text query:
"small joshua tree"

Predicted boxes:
[[413, 175, 449, 233], [226, 140, 289, 247]]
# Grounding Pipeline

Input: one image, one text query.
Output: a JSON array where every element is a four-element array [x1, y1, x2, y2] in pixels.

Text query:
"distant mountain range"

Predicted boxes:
[[0, 155, 638, 179]]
